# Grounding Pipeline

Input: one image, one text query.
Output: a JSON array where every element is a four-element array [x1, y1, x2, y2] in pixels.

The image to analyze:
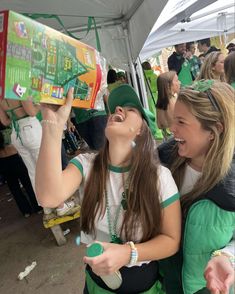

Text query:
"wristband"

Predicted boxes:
[[126, 241, 138, 265]]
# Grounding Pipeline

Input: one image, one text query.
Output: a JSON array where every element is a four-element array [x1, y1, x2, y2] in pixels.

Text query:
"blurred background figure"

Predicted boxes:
[[117, 71, 127, 84], [70, 107, 107, 152], [142, 61, 163, 140], [198, 54, 206, 64], [224, 51, 235, 89], [198, 38, 220, 57], [0, 99, 41, 191], [142, 61, 159, 114], [186, 42, 201, 80], [107, 68, 123, 93], [197, 52, 225, 82], [226, 42, 235, 54], [0, 99, 76, 218], [0, 124, 42, 217], [168, 43, 193, 87], [156, 71, 180, 140]]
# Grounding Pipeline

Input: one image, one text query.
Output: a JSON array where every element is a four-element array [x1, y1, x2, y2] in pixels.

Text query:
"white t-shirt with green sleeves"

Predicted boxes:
[[70, 153, 179, 245]]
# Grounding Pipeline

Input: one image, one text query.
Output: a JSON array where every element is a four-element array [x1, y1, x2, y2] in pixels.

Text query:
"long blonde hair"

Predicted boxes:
[[170, 81, 235, 214], [197, 52, 225, 82]]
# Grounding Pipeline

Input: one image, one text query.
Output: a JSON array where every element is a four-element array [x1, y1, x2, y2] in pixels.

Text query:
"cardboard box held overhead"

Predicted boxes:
[[0, 10, 106, 108]]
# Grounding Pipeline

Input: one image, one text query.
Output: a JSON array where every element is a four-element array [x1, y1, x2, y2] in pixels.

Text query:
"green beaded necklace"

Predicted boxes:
[[105, 175, 128, 244]]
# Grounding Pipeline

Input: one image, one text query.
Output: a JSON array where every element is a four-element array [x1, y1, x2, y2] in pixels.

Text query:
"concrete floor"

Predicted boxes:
[[0, 183, 86, 294]]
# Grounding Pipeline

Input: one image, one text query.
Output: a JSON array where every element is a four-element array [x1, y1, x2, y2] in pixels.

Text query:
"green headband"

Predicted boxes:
[[192, 79, 214, 92]]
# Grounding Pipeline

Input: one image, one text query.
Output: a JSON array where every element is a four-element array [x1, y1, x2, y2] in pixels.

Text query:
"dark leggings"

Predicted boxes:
[[0, 154, 41, 215]]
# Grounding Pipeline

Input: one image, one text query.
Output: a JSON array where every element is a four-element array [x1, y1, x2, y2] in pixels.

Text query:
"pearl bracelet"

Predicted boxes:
[[41, 119, 57, 125], [126, 241, 138, 265], [211, 250, 235, 269]]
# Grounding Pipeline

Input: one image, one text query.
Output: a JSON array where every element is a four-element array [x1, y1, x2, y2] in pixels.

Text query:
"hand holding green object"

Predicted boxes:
[[85, 242, 123, 290]]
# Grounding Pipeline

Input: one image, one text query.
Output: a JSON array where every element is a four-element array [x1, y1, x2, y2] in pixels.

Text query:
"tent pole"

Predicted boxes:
[[126, 71, 131, 85], [123, 28, 139, 95], [136, 58, 149, 109]]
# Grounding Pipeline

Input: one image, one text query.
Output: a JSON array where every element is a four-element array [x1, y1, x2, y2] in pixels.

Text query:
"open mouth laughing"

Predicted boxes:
[[110, 113, 125, 123], [175, 137, 185, 144]]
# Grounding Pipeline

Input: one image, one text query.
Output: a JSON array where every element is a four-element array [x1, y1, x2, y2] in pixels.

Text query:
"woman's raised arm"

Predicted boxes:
[[35, 88, 82, 207]]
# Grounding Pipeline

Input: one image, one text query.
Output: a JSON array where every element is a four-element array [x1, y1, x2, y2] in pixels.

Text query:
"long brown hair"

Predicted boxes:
[[156, 71, 176, 110], [81, 121, 162, 242], [197, 52, 225, 82], [170, 82, 235, 214], [224, 52, 235, 85]]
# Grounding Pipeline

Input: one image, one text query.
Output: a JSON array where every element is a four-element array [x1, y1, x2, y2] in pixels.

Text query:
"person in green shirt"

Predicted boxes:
[[142, 61, 163, 140], [186, 42, 201, 80], [167, 43, 193, 87]]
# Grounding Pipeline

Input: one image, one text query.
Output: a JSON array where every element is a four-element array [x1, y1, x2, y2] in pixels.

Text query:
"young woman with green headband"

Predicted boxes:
[[158, 80, 235, 294]]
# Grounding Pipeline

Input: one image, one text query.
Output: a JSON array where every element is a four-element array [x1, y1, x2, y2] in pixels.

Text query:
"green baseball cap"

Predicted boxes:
[[108, 84, 150, 126]]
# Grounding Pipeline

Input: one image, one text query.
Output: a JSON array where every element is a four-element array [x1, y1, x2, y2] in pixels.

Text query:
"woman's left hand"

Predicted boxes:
[[83, 242, 130, 276]]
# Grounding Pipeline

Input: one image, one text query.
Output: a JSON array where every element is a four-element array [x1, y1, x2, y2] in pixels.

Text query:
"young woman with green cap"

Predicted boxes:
[[36, 84, 181, 293]]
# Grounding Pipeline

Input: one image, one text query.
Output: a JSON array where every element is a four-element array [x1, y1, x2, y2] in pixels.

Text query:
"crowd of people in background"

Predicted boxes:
[[0, 36, 234, 294]]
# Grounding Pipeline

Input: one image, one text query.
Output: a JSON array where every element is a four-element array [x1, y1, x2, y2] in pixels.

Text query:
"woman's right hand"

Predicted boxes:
[[83, 242, 130, 276], [40, 87, 74, 127]]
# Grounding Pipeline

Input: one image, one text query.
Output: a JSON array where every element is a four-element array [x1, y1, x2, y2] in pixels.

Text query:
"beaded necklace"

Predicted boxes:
[[105, 173, 129, 244]]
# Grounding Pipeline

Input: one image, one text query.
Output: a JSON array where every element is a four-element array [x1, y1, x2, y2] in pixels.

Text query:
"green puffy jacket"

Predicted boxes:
[[182, 200, 234, 294], [158, 140, 235, 294], [159, 200, 234, 294]]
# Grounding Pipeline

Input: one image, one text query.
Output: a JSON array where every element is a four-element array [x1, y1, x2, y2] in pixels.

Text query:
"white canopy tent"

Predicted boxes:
[[147, 0, 216, 40], [140, 0, 235, 60]]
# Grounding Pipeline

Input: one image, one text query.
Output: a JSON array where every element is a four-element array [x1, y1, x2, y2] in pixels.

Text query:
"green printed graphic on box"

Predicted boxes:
[[5, 11, 96, 104]]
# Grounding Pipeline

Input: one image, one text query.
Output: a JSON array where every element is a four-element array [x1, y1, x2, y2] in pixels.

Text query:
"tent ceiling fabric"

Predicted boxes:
[[140, 0, 235, 60], [148, 0, 215, 39], [0, 0, 167, 69]]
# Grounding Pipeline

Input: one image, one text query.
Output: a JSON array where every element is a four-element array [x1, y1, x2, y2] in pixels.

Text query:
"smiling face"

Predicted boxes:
[[170, 101, 213, 169], [105, 106, 143, 141]]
